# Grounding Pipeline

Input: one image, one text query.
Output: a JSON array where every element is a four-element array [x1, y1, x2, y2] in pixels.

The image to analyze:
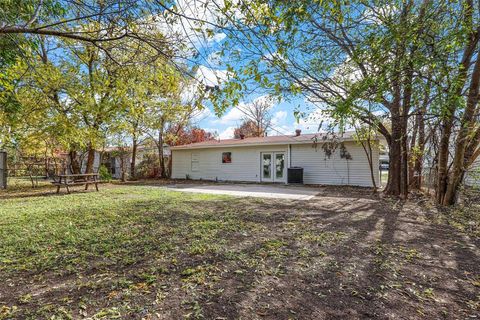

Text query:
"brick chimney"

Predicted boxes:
[[295, 129, 302, 136]]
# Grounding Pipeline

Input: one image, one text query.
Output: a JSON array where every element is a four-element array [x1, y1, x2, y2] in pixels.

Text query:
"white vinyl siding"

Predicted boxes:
[[172, 141, 379, 187], [172, 145, 288, 182], [290, 142, 379, 187]]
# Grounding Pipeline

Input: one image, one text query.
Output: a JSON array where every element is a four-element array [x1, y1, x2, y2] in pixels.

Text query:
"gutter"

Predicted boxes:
[[170, 137, 370, 151]]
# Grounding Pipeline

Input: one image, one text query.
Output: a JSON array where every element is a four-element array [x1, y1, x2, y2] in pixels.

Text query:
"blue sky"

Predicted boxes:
[[190, 48, 326, 139], [192, 96, 322, 139], [165, 0, 332, 139], [169, 0, 396, 139]]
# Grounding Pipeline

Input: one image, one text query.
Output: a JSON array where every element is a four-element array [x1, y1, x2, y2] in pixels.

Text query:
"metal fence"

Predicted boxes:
[[0, 151, 6, 189]]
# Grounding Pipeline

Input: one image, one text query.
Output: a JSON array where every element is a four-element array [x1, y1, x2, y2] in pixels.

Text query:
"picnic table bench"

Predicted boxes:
[[52, 173, 99, 194]]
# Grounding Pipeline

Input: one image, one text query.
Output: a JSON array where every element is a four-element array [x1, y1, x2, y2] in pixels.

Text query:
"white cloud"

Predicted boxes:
[[180, 81, 201, 103], [214, 107, 244, 124], [211, 32, 226, 42], [363, 4, 398, 24], [271, 110, 287, 125], [212, 95, 277, 125], [250, 95, 276, 108], [206, 51, 222, 67], [196, 65, 230, 87], [293, 106, 357, 133], [268, 124, 295, 136], [180, 65, 231, 105], [219, 126, 235, 139], [153, 0, 233, 52], [295, 108, 336, 133], [191, 107, 213, 124], [261, 51, 287, 65], [141, 2, 237, 97], [201, 127, 217, 134]]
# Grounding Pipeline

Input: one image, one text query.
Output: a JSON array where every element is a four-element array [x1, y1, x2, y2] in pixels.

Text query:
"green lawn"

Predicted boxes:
[[0, 186, 239, 318], [0, 186, 228, 275], [0, 183, 478, 319]]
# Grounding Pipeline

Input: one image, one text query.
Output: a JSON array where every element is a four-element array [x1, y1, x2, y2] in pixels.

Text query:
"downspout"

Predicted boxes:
[[288, 144, 292, 167], [287, 144, 292, 185]]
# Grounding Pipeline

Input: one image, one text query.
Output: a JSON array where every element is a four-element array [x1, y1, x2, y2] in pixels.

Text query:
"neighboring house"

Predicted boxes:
[[465, 157, 480, 187], [379, 152, 389, 170], [62, 144, 171, 179], [171, 131, 380, 187]]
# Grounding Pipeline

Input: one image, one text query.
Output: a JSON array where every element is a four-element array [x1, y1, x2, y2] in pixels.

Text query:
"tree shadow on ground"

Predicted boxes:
[[1, 186, 479, 319]]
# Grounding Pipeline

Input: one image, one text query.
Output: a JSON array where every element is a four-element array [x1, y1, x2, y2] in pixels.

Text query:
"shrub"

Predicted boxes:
[[135, 153, 159, 179], [98, 164, 112, 181]]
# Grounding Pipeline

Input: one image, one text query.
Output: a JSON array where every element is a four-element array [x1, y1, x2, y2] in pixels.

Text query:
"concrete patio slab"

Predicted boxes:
[[164, 183, 320, 200]]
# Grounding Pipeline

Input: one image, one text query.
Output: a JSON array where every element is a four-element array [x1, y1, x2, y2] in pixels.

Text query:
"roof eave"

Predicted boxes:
[[170, 137, 365, 150]]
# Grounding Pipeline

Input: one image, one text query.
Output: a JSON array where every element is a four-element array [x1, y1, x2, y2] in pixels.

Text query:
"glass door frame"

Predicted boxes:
[[260, 151, 286, 183], [261, 152, 274, 182], [274, 152, 286, 183]]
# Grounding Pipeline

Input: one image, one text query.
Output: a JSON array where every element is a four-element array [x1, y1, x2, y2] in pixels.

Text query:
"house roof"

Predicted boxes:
[[171, 131, 367, 150]]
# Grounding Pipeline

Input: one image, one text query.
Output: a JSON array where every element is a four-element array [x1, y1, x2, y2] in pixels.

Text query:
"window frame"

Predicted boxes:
[[221, 152, 232, 164]]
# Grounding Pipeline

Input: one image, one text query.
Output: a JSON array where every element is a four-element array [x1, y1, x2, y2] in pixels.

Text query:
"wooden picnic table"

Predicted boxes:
[[52, 173, 99, 194]]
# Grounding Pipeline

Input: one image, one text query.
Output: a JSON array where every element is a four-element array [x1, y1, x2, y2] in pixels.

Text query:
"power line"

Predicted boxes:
[[231, 103, 311, 143]]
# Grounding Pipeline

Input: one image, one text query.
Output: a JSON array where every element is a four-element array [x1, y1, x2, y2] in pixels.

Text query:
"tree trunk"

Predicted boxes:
[[120, 154, 126, 182], [384, 111, 402, 196], [400, 51, 416, 198], [158, 144, 166, 178], [442, 48, 480, 205], [411, 81, 429, 190], [167, 155, 173, 178], [436, 119, 452, 204], [85, 144, 96, 174], [400, 118, 409, 198], [158, 127, 166, 179], [69, 150, 81, 174], [411, 114, 425, 189], [465, 129, 480, 169], [360, 136, 377, 191], [130, 137, 137, 179], [408, 113, 418, 184], [44, 156, 49, 178], [385, 17, 407, 198], [436, 2, 478, 204]]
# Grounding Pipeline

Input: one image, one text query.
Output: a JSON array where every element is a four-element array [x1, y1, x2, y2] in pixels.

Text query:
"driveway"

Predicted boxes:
[[164, 183, 320, 200]]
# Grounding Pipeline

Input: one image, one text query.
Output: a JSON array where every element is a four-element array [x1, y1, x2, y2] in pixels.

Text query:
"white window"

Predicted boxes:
[[191, 153, 200, 171]]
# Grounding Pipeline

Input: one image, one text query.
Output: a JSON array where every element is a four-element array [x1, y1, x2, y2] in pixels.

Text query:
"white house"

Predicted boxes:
[[171, 131, 380, 187]]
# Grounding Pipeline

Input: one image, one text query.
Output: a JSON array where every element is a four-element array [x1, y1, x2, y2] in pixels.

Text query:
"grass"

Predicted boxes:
[[0, 182, 478, 319], [1, 186, 217, 274], [1, 185, 242, 318]]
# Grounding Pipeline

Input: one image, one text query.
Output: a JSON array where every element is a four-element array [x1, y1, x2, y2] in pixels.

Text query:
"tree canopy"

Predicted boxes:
[[196, 0, 480, 204], [1, 0, 479, 205]]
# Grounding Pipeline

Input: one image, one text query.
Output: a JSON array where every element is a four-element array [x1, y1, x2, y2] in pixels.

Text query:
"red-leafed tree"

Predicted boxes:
[[164, 126, 215, 176], [234, 120, 265, 138], [166, 126, 215, 146]]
